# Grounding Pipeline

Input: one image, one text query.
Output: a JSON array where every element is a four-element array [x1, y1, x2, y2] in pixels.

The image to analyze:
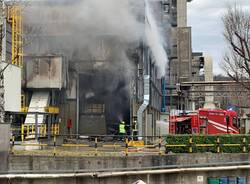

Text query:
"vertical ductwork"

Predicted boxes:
[[137, 75, 150, 138]]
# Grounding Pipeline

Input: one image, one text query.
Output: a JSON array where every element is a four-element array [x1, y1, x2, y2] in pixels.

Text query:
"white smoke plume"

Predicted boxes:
[[23, 0, 168, 77], [145, 0, 168, 78]]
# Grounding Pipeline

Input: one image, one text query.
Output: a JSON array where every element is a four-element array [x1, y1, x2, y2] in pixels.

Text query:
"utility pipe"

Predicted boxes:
[[0, 173, 94, 179], [2, 164, 250, 179], [76, 73, 79, 136], [137, 75, 150, 139], [97, 164, 250, 178]]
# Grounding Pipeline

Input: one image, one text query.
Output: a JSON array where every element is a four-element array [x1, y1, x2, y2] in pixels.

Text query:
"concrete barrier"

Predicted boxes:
[[0, 123, 10, 171]]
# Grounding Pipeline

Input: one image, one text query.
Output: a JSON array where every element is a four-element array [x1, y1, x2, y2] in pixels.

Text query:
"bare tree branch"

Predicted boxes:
[[222, 5, 250, 90]]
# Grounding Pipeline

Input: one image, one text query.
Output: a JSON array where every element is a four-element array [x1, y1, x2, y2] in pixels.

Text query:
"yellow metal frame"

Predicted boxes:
[[7, 6, 23, 67], [44, 106, 60, 114], [21, 123, 59, 142], [21, 95, 28, 112], [128, 140, 145, 147], [52, 124, 60, 135]]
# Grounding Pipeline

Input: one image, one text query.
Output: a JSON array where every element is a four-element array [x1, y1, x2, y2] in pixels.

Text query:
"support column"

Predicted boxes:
[[35, 113, 38, 140], [76, 73, 79, 137], [0, 1, 8, 172], [0, 123, 10, 171]]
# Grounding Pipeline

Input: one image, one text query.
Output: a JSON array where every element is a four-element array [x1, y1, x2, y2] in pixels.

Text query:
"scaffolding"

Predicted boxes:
[[7, 5, 23, 67]]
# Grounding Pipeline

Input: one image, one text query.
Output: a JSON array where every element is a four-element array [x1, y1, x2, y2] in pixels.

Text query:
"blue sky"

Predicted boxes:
[[187, 0, 250, 75]]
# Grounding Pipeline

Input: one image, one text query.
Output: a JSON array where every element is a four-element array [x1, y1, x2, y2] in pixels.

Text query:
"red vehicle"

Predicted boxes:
[[169, 109, 240, 134]]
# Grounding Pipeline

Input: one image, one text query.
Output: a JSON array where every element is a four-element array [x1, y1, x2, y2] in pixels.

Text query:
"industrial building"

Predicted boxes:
[[0, 0, 208, 140], [0, 0, 176, 139], [163, 0, 206, 111], [2, 2, 250, 184]]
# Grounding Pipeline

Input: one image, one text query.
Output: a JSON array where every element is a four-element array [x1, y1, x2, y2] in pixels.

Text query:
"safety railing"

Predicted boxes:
[[20, 123, 60, 142], [165, 134, 250, 153], [9, 134, 250, 157], [44, 106, 60, 114], [20, 107, 29, 113], [9, 134, 164, 157]]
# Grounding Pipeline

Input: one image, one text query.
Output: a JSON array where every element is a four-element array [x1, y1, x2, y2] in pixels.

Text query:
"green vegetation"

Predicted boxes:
[[165, 134, 250, 153]]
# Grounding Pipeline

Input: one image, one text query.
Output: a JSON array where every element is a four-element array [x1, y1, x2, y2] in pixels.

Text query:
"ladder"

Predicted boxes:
[[7, 6, 23, 67]]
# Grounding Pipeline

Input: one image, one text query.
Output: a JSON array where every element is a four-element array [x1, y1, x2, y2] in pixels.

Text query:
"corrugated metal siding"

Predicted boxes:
[[25, 91, 50, 124], [25, 56, 66, 89]]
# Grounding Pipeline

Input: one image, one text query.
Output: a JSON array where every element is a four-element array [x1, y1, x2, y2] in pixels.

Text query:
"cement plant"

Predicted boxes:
[[1, 0, 250, 184]]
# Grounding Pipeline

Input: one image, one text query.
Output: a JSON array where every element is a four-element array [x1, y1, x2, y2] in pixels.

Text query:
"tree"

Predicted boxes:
[[222, 5, 250, 90]]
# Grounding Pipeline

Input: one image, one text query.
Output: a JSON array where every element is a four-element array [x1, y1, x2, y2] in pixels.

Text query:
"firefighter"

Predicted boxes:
[[119, 121, 126, 140]]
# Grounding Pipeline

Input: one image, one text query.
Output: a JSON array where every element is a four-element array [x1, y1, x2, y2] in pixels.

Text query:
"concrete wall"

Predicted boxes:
[[8, 153, 247, 170], [4, 153, 250, 184], [177, 0, 187, 27], [0, 124, 10, 171], [177, 27, 192, 83], [59, 100, 77, 135], [79, 115, 106, 135], [1, 170, 250, 184]]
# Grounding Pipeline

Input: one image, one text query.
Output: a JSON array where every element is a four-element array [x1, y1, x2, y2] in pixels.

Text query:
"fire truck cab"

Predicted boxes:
[[169, 109, 240, 134]]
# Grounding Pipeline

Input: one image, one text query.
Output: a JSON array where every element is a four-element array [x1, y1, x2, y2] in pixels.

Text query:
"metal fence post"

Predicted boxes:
[[125, 137, 128, 156], [159, 136, 162, 155], [35, 113, 38, 140], [242, 137, 247, 153], [48, 115, 51, 140], [95, 137, 98, 156], [11, 135, 15, 154], [53, 135, 56, 156], [189, 136, 193, 153], [216, 137, 220, 153], [165, 136, 168, 154], [21, 124, 24, 142]]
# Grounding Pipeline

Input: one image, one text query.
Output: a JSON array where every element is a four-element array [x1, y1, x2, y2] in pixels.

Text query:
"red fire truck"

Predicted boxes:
[[169, 109, 240, 134]]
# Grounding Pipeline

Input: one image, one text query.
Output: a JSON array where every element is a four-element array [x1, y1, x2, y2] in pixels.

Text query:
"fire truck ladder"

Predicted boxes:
[[7, 6, 23, 67]]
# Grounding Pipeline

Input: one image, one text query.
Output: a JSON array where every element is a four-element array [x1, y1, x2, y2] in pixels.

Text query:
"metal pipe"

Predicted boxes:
[[2, 164, 250, 179], [137, 75, 150, 139], [0, 173, 94, 179], [35, 113, 38, 140], [76, 73, 80, 137], [97, 165, 250, 178], [48, 115, 51, 140]]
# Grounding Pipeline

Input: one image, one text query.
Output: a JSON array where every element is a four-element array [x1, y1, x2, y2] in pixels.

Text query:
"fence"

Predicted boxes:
[[9, 134, 250, 157], [10, 134, 164, 157], [18, 124, 60, 142], [165, 134, 250, 153]]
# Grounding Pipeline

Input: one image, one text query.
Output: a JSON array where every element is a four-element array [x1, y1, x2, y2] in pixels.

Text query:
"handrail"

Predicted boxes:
[[9, 133, 250, 156]]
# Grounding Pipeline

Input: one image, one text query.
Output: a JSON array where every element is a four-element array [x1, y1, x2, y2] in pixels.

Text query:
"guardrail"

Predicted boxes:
[[9, 134, 250, 156], [18, 124, 60, 142], [10, 134, 164, 157], [165, 134, 250, 153]]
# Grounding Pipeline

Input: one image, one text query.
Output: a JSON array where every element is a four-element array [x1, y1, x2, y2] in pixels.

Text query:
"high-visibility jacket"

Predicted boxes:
[[119, 122, 126, 134]]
